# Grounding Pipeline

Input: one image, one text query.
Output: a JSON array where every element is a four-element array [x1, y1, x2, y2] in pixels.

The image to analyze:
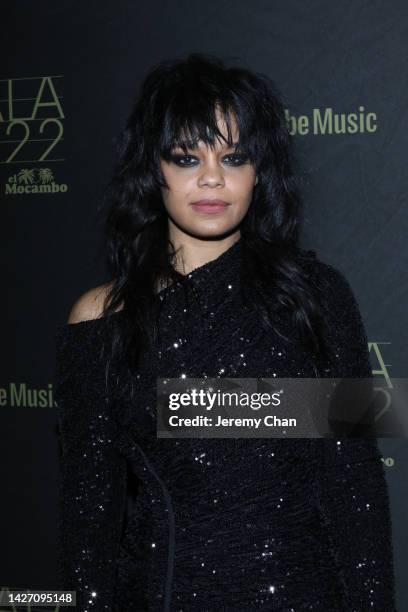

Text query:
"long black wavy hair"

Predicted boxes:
[[98, 52, 332, 385]]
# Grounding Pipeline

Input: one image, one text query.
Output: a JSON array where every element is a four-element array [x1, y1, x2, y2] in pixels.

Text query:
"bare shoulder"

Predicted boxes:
[[67, 281, 121, 324]]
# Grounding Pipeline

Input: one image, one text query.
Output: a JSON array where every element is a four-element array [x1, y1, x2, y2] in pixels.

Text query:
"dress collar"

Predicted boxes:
[[157, 237, 243, 311]]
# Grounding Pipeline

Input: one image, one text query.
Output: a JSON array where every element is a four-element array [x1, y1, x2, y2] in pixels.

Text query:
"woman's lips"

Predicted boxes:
[[190, 199, 230, 214]]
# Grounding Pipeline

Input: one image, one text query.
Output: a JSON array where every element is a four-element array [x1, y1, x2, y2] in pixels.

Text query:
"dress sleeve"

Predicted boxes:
[[54, 319, 127, 611], [309, 261, 397, 611]]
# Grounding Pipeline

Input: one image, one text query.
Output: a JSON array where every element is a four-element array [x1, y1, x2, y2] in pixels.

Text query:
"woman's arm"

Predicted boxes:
[[55, 317, 127, 610], [310, 261, 397, 611]]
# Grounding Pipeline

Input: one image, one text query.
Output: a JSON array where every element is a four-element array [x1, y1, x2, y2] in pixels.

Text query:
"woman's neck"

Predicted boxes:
[[168, 232, 241, 277]]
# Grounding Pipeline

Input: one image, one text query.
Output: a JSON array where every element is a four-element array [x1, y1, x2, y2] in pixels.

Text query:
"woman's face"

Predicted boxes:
[[159, 112, 258, 241]]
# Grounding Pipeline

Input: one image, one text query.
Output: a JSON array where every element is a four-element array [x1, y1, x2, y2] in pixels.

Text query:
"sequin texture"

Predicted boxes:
[[54, 238, 396, 611]]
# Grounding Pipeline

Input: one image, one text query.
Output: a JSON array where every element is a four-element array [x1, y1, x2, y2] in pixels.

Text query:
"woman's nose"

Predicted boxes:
[[197, 161, 225, 187]]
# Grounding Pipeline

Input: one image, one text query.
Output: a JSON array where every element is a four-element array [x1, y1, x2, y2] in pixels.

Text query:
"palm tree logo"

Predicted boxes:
[[16, 168, 55, 185], [17, 169, 36, 185], [38, 168, 54, 184]]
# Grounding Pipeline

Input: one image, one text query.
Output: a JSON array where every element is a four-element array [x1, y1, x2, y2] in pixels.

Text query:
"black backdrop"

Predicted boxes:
[[2, 1, 407, 609]]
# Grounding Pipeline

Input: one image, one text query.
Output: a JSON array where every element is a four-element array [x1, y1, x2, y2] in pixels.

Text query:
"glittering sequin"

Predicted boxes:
[[54, 239, 396, 611]]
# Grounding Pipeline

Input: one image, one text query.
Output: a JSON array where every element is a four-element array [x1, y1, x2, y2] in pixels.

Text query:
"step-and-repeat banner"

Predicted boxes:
[[2, 1, 407, 609]]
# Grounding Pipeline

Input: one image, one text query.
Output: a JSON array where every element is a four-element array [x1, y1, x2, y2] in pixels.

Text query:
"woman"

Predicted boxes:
[[55, 53, 396, 611]]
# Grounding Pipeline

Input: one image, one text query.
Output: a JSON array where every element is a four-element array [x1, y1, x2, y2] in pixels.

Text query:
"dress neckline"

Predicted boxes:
[[156, 236, 242, 297], [56, 237, 242, 333], [179, 236, 241, 279]]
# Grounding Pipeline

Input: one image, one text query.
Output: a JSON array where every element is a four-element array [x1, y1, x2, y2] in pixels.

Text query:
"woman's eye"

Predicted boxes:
[[171, 155, 197, 167], [170, 153, 249, 167], [224, 154, 249, 166]]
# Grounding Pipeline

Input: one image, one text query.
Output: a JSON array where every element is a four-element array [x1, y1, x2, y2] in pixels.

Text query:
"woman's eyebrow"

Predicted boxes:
[[176, 140, 241, 151]]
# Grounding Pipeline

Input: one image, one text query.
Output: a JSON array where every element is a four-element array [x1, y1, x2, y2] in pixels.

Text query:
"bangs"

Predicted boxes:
[[157, 97, 256, 163], [139, 54, 288, 176]]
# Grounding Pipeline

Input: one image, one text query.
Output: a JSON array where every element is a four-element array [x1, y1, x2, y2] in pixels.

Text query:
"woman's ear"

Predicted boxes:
[[255, 175, 259, 186]]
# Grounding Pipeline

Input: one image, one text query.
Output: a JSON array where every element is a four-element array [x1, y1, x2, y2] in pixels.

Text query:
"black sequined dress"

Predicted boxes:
[[54, 238, 396, 611]]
